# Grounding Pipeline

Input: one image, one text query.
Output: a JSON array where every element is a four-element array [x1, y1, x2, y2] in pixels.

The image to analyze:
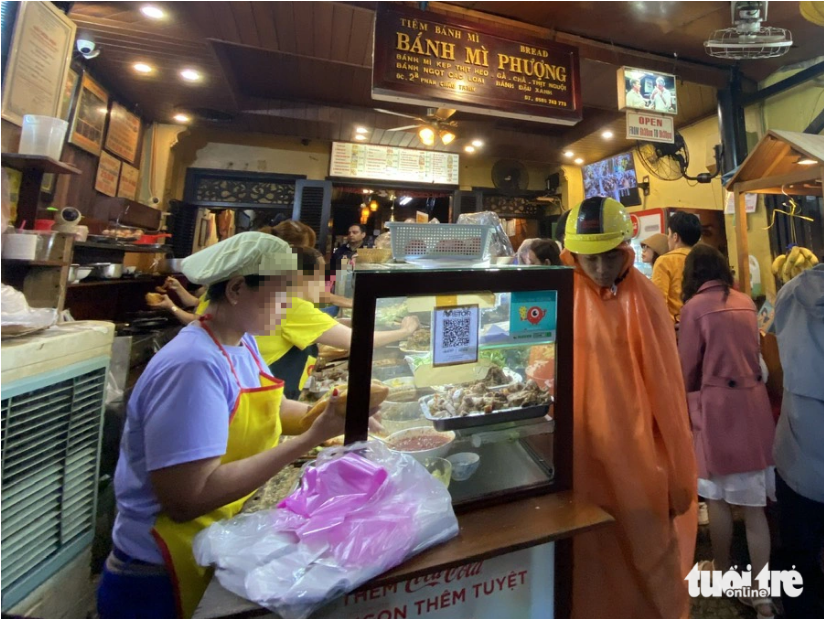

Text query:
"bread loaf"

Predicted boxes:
[[145, 292, 163, 306], [299, 382, 389, 431]]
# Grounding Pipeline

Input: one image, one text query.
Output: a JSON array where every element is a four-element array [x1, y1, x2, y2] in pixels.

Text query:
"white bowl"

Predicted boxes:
[[447, 452, 480, 481], [68, 264, 93, 283], [384, 426, 455, 462]]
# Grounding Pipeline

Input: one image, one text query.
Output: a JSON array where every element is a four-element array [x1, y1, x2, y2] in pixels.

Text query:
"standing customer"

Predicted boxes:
[[773, 263, 824, 619], [652, 212, 702, 323], [678, 245, 776, 619], [640, 233, 669, 268], [522, 239, 563, 266], [561, 197, 697, 619], [331, 224, 372, 273]]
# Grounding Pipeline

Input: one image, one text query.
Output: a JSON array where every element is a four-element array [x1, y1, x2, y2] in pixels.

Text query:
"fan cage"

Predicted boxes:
[[704, 27, 792, 59]]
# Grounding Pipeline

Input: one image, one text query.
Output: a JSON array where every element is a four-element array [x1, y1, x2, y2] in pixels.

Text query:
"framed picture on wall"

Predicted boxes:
[[117, 162, 139, 200], [105, 102, 142, 164], [95, 150, 121, 197], [1, 0, 76, 125], [42, 67, 81, 196], [69, 72, 109, 156]]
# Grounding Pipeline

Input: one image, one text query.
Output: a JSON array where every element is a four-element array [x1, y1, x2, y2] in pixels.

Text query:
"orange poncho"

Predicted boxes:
[[561, 246, 697, 619]]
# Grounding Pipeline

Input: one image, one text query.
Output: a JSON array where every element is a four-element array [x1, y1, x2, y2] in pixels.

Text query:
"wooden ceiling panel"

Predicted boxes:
[[271, 2, 298, 55], [445, 1, 822, 82], [251, 2, 279, 50], [348, 7, 376, 67], [313, 2, 335, 61]]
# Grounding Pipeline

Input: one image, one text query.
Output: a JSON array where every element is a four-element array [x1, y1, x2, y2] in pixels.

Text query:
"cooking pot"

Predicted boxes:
[[89, 262, 123, 279]]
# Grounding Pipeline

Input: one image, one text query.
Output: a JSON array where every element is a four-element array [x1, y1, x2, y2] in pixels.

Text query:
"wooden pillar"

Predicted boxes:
[[734, 188, 751, 295]]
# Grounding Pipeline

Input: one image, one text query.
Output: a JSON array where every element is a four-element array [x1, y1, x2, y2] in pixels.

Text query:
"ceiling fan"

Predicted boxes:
[[376, 107, 458, 146]]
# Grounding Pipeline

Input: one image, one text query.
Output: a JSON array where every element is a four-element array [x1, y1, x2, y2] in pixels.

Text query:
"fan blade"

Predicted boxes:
[[386, 124, 423, 132], [433, 108, 457, 121], [375, 108, 421, 120]]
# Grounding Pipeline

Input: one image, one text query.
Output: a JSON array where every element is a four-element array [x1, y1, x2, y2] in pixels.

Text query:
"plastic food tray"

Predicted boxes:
[[386, 222, 493, 261], [420, 394, 550, 431]]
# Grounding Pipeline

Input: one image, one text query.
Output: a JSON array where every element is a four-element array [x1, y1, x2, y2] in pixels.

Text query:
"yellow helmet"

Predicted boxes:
[[564, 196, 633, 255]]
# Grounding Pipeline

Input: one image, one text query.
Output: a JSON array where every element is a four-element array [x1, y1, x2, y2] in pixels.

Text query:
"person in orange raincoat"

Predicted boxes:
[[561, 197, 698, 619]]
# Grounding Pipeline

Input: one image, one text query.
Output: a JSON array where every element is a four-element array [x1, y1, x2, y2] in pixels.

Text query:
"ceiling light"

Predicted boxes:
[[140, 6, 165, 19], [173, 113, 190, 123], [471, 139, 484, 148], [563, 150, 574, 158], [362, 189, 371, 194], [601, 130, 614, 139], [354, 134, 367, 141], [419, 126, 435, 146], [464, 145, 476, 153], [180, 68, 202, 82], [440, 130, 456, 145], [133, 62, 153, 74], [355, 127, 368, 134], [797, 158, 817, 165], [399, 196, 412, 206], [574, 157, 584, 165], [369, 200, 379, 212]]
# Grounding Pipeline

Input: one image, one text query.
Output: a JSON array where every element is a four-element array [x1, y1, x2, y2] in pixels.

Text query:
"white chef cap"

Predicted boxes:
[[181, 232, 297, 286]]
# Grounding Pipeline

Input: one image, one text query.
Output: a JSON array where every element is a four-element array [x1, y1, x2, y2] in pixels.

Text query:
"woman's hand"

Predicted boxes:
[[163, 276, 185, 294], [400, 316, 420, 336], [306, 392, 346, 443], [147, 293, 177, 312]]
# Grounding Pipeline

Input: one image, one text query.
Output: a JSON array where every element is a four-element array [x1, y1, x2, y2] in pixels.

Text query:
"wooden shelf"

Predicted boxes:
[[1, 153, 82, 175], [2, 259, 68, 267], [75, 241, 171, 253], [68, 276, 165, 289]]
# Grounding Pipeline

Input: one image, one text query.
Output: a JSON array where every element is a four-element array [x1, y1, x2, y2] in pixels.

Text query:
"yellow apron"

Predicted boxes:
[[151, 321, 284, 619]]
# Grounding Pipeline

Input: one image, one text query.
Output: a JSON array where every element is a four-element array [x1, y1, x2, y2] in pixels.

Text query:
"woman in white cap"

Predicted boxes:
[[97, 233, 351, 619]]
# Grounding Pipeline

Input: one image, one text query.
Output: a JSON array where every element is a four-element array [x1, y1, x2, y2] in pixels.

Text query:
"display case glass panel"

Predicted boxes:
[[344, 264, 573, 510]]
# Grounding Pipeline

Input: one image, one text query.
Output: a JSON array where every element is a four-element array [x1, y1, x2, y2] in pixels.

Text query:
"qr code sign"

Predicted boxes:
[[441, 307, 473, 348]]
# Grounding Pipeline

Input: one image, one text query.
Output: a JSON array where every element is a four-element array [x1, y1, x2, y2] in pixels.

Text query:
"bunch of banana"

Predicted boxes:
[[771, 246, 819, 282]]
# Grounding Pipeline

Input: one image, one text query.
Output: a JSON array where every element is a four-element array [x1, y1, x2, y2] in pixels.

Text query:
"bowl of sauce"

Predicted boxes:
[[384, 426, 455, 462]]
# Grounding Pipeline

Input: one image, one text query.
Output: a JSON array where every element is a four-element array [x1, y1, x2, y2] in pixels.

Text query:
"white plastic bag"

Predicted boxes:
[[456, 211, 514, 258], [193, 440, 459, 619]]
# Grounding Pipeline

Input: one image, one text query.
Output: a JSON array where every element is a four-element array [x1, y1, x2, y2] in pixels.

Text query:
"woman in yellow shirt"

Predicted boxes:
[[262, 247, 418, 398]]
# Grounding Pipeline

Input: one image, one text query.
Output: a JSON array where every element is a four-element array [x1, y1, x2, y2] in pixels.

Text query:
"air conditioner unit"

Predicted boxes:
[[1, 322, 114, 613]]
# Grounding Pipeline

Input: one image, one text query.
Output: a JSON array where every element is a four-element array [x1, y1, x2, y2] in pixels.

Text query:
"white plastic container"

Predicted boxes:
[[2, 231, 39, 260], [19, 115, 68, 160]]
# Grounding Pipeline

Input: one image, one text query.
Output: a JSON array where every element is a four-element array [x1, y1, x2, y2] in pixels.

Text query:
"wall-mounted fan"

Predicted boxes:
[[636, 133, 723, 183], [492, 159, 530, 194], [704, 1, 792, 60], [376, 107, 458, 145], [636, 133, 690, 181]]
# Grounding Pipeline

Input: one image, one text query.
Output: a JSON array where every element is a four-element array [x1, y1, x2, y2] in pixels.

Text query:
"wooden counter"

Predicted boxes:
[[194, 490, 612, 619]]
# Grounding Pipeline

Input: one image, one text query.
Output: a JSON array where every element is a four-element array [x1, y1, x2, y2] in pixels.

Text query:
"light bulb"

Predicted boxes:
[[440, 130, 456, 145], [419, 126, 435, 145]]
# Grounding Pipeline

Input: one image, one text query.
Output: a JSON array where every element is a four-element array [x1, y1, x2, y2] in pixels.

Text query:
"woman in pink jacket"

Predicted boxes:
[[678, 245, 776, 619]]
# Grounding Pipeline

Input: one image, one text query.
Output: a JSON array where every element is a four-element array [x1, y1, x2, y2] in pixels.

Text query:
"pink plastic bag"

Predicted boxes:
[[193, 441, 459, 619]]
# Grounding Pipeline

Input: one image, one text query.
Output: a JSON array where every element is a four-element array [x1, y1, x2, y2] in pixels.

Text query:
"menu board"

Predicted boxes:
[[1, 0, 76, 125], [330, 142, 459, 185], [373, 5, 581, 126]]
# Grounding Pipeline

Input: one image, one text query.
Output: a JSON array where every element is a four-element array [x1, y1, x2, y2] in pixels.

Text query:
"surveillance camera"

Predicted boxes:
[[77, 39, 95, 55], [76, 39, 100, 59]]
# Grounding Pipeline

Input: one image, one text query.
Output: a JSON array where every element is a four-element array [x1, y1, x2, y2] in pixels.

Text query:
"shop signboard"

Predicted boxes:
[[372, 5, 581, 126], [617, 66, 678, 115], [314, 543, 556, 619], [626, 110, 674, 144], [330, 142, 459, 185]]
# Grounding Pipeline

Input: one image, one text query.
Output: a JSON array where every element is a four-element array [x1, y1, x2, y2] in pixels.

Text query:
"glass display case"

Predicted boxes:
[[343, 263, 573, 511]]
